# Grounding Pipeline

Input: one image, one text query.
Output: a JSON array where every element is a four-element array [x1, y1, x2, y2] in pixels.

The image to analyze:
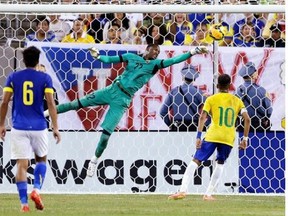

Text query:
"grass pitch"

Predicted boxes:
[[0, 194, 284, 216]]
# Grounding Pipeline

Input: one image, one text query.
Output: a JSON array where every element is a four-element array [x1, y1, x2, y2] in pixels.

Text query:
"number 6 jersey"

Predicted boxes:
[[4, 68, 54, 130]]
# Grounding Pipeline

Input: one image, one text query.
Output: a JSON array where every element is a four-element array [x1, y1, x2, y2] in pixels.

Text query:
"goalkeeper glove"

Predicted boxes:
[[190, 46, 209, 55], [89, 47, 100, 59]]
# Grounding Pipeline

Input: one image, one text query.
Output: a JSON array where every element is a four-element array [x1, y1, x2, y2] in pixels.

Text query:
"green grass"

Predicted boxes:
[[0, 194, 285, 216]]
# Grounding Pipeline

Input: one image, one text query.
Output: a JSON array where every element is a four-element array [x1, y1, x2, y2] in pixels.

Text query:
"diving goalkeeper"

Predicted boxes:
[[44, 44, 208, 177]]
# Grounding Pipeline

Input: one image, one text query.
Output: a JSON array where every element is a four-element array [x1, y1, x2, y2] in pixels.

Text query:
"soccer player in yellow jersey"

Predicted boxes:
[[168, 74, 250, 201]]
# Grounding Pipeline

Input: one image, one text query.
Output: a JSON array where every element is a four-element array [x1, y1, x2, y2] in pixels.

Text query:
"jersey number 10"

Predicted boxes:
[[218, 107, 235, 127]]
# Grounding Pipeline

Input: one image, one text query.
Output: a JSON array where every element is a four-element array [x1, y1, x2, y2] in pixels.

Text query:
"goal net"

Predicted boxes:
[[0, 0, 285, 195]]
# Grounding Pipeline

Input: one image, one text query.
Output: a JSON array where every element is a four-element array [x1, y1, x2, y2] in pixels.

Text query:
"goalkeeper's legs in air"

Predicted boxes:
[[86, 104, 128, 177], [57, 99, 83, 114], [44, 98, 86, 117], [87, 130, 110, 177], [44, 85, 132, 178], [44, 88, 108, 117]]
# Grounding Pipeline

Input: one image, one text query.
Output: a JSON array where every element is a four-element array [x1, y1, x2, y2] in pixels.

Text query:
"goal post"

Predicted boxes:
[[0, 2, 285, 195], [0, 4, 285, 13]]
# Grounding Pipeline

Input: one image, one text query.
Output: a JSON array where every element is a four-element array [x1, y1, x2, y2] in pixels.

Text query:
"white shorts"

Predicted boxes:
[[11, 128, 48, 159]]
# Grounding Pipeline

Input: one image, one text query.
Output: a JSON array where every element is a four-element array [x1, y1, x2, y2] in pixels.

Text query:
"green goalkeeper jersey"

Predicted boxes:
[[98, 52, 192, 96]]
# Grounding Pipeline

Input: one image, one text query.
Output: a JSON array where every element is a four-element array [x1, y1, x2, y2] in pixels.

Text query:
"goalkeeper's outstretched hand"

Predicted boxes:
[[190, 46, 209, 55], [89, 47, 100, 59]]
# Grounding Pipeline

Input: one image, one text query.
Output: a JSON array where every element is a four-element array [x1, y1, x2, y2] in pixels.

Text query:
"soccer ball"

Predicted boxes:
[[209, 24, 226, 41]]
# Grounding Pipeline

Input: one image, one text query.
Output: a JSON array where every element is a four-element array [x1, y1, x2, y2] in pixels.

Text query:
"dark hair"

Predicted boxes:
[[146, 43, 159, 50], [112, 13, 129, 30], [22, 46, 40, 68], [108, 22, 121, 29], [146, 24, 171, 45], [35, 15, 50, 26], [217, 74, 231, 89], [241, 22, 254, 31]]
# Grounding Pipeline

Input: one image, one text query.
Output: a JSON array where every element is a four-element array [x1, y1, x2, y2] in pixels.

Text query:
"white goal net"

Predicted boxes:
[[0, 0, 285, 195]]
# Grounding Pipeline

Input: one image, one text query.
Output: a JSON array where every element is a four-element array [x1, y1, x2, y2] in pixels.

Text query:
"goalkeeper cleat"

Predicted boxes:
[[30, 190, 44, 210], [20, 204, 30, 213], [168, 192, 186, 200], [86, 161, 97, 177], [203, 195, 216, 201]]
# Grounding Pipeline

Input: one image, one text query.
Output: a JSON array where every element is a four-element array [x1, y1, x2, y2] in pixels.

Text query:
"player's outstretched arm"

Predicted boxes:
[[161, 46, 208, 68], [88, 47, 122, 63]]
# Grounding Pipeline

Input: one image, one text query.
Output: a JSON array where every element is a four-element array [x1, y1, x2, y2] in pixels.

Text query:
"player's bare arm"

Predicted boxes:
[[239, 109, 250, 150], [196, 110, 208, 149], [0, 91, 12, 141], [45, 92, 61, 144]]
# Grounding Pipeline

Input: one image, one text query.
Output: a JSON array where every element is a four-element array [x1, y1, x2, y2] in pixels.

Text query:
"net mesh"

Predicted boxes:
[[0, 1, 285, 194]]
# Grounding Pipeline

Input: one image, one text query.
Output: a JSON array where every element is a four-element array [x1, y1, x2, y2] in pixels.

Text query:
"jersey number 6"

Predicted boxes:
[[23, 81, 34, 105]]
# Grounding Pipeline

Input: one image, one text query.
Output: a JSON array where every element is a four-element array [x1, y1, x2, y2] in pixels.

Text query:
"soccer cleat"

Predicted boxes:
[[20, 204, 30, 213], [30, 190, 44, 210], [168, 192, 186, 200], [86, 161, 97, 177], [203, 195, 216, 201]]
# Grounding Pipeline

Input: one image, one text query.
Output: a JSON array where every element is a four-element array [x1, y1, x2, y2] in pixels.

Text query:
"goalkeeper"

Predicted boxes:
[[45, 44, 208, 177]]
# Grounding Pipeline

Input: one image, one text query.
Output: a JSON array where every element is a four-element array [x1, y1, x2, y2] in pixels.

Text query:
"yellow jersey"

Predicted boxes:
[[203, 92, 245, 147], [61, 32, 95, 43]]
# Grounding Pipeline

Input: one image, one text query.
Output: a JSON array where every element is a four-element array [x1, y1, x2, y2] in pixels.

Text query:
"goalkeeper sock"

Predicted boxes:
[[95, 132, 110, 158], [33, 162, 47, 191], [205, 163, 224, 196], [179, 160, 198, 193], [56, 100, 82, 114]]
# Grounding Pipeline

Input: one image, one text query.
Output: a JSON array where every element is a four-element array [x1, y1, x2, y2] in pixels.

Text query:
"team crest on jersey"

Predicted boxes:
[[42, 47, 133, 130]]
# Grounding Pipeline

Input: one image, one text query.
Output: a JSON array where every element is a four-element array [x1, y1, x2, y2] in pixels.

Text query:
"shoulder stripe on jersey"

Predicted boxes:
[[152, 65, 159, 74], [119, 55, 124, 62], [160, 60, 164, 68], [3, 87, 13, 92], [45, 88, 54, 94]]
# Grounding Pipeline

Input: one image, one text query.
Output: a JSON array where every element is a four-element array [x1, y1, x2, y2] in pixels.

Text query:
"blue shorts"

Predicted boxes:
[[193, 140, 232, 163]]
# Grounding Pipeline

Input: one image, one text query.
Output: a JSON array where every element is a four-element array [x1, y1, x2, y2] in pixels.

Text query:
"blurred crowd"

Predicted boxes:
[[3, 0, 286, 47]]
